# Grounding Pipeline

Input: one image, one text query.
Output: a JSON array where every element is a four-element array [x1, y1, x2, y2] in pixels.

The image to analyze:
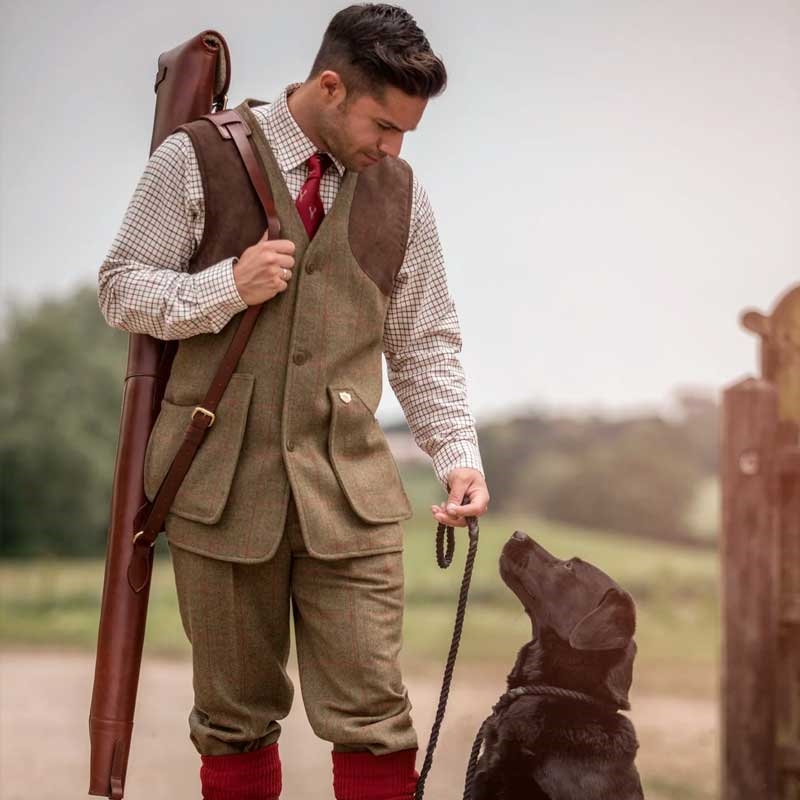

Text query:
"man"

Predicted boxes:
[[98, 4, 489, 799]]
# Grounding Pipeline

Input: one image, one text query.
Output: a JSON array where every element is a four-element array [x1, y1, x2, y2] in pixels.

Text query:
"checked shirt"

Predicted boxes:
[[97, 84, 483, 488]]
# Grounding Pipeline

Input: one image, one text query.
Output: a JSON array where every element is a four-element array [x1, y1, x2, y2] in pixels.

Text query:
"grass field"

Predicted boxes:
[[0, 513, 721, 799], [0, 512, 719, 696]]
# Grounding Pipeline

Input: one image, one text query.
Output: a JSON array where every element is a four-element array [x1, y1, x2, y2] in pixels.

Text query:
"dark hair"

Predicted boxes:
[[309, 4, 447, 99]]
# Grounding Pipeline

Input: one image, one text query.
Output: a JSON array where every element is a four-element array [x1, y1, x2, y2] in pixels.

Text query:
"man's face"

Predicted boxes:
[[318, 77, 428, 172]]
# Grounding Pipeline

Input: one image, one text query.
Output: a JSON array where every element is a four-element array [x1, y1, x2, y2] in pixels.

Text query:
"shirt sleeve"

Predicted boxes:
[[97, 131, 249, 340], [383, 173, 484, 490]]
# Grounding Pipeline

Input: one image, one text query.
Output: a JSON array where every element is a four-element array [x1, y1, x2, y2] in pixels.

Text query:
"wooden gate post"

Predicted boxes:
[[775, 420, 800, 799], [721, 377, 781, 800], [743, 285, 800, 799]]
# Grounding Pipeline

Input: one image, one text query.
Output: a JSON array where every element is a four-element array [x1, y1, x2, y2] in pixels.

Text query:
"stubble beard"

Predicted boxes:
[[320, 105, 368, 173]]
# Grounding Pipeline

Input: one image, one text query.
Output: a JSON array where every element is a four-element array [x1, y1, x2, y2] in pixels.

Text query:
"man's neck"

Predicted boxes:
[[286, 82, 326, 152]]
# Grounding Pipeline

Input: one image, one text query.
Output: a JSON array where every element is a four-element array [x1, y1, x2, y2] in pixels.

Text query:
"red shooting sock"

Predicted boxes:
[[200, 742, 281, 800], [332, 748, 419, 800]]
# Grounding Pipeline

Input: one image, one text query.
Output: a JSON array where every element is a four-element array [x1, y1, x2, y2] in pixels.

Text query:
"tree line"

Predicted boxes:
[[0, 286, 718, 557]]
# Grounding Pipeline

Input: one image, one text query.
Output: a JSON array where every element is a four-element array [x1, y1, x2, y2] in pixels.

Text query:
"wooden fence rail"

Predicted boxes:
[[722, 283, 800, 800]]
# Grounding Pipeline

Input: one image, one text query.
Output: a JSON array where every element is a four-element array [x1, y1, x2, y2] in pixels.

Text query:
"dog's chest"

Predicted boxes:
[[530, 751, 642, 799], [498, 706, 644, 800]]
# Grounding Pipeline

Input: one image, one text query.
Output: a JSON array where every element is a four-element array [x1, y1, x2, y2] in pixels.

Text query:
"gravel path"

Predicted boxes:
[[0, 650, 717, 799]]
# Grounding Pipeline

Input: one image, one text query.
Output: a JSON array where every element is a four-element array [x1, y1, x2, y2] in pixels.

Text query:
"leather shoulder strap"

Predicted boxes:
[[128, 109, 277, 592], [190, 109, 281, 240]]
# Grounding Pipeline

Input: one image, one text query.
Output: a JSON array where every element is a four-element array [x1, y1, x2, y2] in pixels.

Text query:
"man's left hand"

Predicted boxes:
[[431, 468, 490, 528]]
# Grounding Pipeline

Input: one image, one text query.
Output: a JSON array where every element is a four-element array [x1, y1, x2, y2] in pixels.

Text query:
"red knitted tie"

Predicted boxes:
[[296, 152, 331, 238]]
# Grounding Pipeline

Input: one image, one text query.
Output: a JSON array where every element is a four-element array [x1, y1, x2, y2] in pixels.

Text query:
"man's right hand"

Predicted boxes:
[[233, 229, 296, 305]]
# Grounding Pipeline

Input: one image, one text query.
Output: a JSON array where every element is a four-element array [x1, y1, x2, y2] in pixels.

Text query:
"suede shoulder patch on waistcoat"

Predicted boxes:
[[349, 157, 413, 296], [179, 116, 268, 273]]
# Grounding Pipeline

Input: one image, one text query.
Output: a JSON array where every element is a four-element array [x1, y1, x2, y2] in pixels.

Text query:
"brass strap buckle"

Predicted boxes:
[[132, 530, 155, 547], [192, 406, 216, 427]]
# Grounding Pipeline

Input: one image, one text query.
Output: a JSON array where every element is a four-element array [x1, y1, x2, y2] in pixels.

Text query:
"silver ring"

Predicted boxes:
[[282, 268, 289, 280]]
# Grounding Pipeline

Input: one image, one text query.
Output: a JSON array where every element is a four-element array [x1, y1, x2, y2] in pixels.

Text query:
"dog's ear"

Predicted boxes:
[[568, 587, 636, 651], [603, 639, 636, 709]]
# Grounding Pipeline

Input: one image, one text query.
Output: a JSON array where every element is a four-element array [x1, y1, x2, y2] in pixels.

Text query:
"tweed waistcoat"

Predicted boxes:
[[142, 99, 414, 562]]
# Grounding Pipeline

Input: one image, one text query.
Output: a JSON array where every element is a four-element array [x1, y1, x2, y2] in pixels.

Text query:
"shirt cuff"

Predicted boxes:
[[192, 257, 249, 330], [432, 440, 485, 491]]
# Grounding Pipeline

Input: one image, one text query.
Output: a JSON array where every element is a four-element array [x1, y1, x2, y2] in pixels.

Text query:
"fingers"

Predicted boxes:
[[259, 239, 296, 289], [262, 238, 296, 255], [447, 486, 490, 518], [431, 503, 467, 528], [263, 240, 295, 288], [272, 253, 295, 270], [432, 468, 491, 527], [431, 495, 488, 527], [235, 235, 298, 304]]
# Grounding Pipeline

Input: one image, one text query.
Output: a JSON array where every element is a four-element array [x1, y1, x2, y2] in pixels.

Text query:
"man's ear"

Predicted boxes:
[[568, 587, 636, 651]]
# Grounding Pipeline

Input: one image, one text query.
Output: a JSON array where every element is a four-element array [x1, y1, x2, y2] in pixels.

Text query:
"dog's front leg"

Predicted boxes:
[[481, 700, 551, 799]]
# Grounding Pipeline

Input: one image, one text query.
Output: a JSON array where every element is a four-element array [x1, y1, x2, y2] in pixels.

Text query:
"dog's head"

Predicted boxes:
[[500, 531, 637, 707]]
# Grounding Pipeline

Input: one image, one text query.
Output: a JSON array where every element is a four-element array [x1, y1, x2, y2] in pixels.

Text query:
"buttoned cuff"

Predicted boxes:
[[191, 257, 249, 332], [432, 440, 485, 491]]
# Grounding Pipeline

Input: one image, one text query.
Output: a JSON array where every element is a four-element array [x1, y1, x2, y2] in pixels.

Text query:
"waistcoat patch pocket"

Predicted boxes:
[[143, 372, 256, 525], [327, 386, 413, 524]]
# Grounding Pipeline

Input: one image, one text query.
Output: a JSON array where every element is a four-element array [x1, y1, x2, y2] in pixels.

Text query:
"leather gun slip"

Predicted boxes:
[[88, 31, 231, 799]]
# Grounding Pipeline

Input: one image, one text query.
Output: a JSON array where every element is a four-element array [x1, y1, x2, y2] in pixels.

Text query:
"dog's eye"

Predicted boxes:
[[563, 561, 574, 570]]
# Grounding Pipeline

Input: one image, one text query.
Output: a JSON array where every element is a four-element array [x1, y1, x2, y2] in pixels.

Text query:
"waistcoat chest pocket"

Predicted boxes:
[[143, 372, 255, 525], [327, 386, 413, 524]]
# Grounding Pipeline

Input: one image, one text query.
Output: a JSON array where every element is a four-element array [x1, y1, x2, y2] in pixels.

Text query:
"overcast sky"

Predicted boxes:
[[1, 0, 797, 424]]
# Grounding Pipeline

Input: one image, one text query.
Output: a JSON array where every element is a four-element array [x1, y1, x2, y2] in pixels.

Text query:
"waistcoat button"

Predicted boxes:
[[293, 351, 308, 366], [286, 440, 295, 452], [306, 262, 316, 274]]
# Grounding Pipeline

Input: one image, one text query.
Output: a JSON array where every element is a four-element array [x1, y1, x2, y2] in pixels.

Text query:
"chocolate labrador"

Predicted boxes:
[[471, 531, 644, 799]]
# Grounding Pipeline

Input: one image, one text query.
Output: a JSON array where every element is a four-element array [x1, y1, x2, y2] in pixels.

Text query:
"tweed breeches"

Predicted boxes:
[[167, 491, 418, 757]]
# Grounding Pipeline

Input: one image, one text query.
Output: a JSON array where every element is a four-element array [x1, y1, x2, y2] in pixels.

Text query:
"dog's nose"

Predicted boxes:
[[512, 530, 530, 542]]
